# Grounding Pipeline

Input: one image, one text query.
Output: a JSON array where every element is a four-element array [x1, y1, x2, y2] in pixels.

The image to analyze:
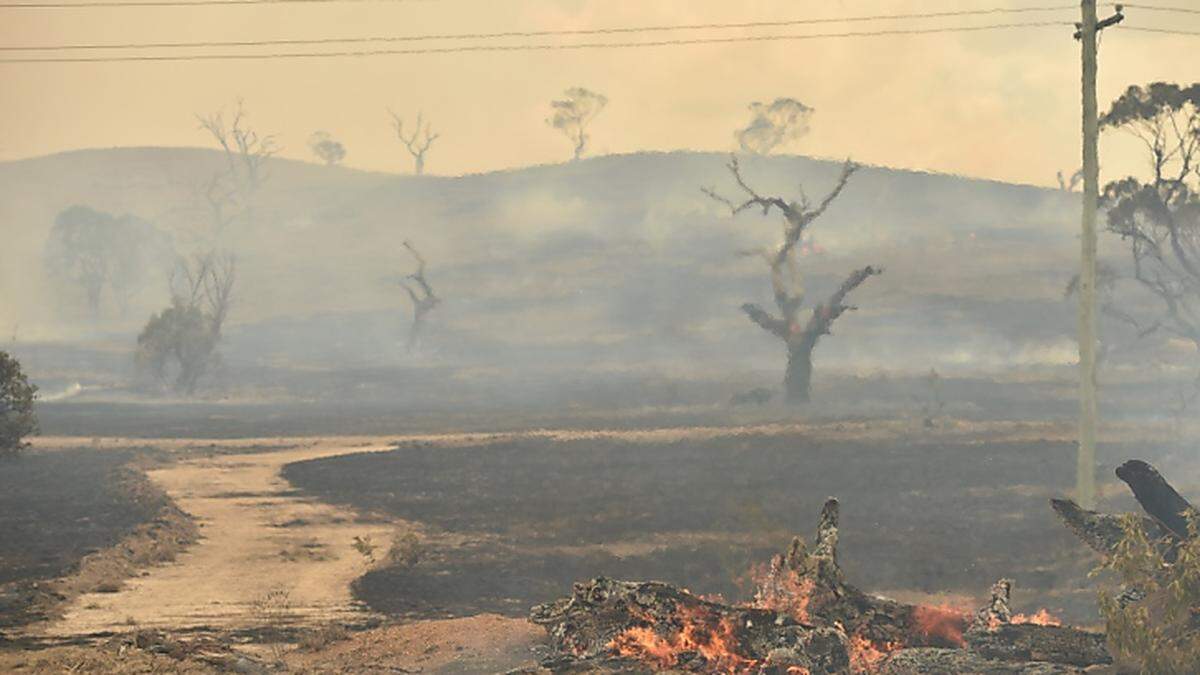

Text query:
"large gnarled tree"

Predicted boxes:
[[1100, 82, 1200, 407], [706, 157, 880, 403]]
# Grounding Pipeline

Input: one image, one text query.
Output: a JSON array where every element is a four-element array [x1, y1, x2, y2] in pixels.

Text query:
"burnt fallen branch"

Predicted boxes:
[[964, 579, 1109, 668], [1050, 498, 1167, 556], [530, 498, 1108, 674], [1051, 459, 1200, 670], [878, 649, 1085, 674], [1114, 459, 1200, 540]]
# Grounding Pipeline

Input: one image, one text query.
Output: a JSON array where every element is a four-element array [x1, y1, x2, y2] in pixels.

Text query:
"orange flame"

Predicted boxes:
[[1011, 609, 1061, 626], [750, 562, 815, 623], [910, 603, 968, 647], [609, 605, 759, 673], [848, 634, 901, 674]]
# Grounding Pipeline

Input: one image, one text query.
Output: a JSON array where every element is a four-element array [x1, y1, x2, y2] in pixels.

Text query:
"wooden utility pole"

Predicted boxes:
[[1075, 1, 1122, 509]]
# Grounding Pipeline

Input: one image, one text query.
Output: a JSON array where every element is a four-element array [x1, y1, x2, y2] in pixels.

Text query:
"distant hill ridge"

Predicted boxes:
[[1, 147, 1095, 376]]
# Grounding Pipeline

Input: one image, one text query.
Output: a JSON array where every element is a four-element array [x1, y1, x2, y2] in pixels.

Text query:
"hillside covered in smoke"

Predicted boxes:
[[0, 148, 1174, 419]]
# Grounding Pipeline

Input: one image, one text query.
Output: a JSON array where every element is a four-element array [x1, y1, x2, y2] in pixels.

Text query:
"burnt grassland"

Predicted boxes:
[[0, 448, 196, 630], [282, 430, 1188, 625]]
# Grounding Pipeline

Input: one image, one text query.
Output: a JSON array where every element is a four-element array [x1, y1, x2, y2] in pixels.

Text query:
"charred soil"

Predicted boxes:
[[282, 426, 1190, 626]]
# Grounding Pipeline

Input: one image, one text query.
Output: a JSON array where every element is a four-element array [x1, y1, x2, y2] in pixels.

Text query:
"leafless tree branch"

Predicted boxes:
[[389, 110, 439, 175]]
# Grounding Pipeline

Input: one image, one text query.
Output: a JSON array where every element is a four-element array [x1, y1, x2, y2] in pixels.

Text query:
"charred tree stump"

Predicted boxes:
[[1114, 459, 1200, 540], [758, 499, 962, 650]]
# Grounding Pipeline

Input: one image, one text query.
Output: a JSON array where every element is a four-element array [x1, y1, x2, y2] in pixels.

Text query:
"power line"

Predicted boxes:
[[1, 8, 1085, 51], [0, 21, 1076, 63], [1119, 25, 1200, 35], [1117, 3, 1200, 15], [0, 0, 421, 7]]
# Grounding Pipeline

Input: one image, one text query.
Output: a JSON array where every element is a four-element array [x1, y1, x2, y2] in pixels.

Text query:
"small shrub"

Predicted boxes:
[[385, 531, 424, 569], [351, 535, 378, 563], [1097, 513, 1200, 674], [252, 584, 294, 665], [298, 623, 349, 652], [0, 351, 38, 456]]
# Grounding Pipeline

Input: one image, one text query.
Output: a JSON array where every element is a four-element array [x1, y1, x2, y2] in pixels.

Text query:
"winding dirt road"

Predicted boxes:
[[34, 437, 402, 637]]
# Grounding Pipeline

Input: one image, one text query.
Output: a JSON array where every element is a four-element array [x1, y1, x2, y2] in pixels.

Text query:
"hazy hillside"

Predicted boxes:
[[0, 148, 1141, 397]]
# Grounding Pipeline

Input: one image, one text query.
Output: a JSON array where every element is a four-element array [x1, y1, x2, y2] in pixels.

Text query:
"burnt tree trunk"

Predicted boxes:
[[705, 158, 879, 405], [784, 331, 818, 403], [1053, 460, 1197, 565], [1114, 459, 1200, 540], [1051, 497, 1171, 556], [778, 267, 881, 404]]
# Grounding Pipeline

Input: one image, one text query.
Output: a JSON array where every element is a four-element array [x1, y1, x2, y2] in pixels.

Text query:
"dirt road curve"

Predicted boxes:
[[32, 438, 401, 638]]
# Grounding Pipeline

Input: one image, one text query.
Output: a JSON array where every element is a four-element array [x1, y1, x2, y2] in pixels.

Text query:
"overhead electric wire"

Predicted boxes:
[[0, 21, 1077, 63], [0, 0, 1076, 11], [0, 0, 420, 7], [1116, 3, 1200, 15], [1119, 25, 1200, 35], [0, 7, 1086, 51], [0, 7, 1084, 51]]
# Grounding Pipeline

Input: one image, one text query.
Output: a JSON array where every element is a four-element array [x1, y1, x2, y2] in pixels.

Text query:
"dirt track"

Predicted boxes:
[[29, 438, 402, 637]]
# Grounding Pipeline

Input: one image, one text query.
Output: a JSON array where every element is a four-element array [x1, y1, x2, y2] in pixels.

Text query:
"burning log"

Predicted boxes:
[[530, 576, 850, 673], [877, 649, 1087, 674], [963, 579, 1110, 668], [531, 498, 1107, 674]]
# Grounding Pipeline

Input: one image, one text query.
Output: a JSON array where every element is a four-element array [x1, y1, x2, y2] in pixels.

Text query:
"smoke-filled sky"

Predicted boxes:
[[0, 0, 1193, 185]]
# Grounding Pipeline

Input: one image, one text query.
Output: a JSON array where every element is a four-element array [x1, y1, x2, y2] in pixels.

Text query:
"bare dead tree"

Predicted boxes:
[[398, 240, 440, 351], [1057, 168, 1084, 192], [547, 87, 607, 161], [196, 99, 278, 238], [1100, 82, 1200, 410], [705, 156, 880, 403], [139, 251, 236, 394], [388, 111, 439, 175]]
